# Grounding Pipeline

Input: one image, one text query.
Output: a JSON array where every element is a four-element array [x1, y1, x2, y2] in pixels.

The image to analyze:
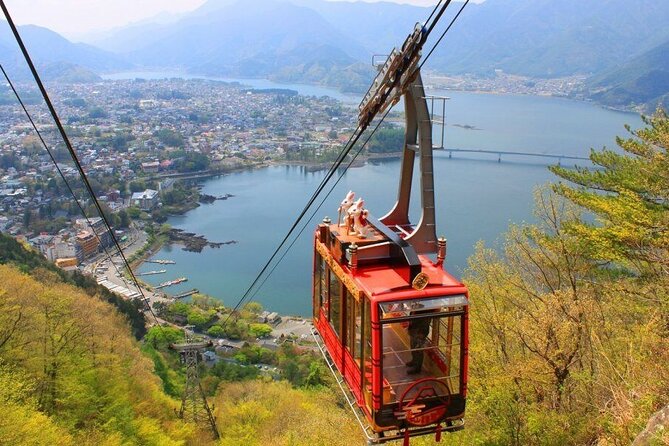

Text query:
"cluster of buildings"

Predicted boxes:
[[427, 71, 586, 97], [26, 217, 114, 269], [0, 78, 357, 268]]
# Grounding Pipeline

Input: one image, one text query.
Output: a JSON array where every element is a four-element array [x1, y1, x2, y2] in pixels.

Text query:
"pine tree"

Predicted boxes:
[[550, 109, 669, 276]]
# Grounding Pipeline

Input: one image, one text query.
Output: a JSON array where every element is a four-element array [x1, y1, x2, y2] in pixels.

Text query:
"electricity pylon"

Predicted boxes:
[[172, 326, 219, 439]]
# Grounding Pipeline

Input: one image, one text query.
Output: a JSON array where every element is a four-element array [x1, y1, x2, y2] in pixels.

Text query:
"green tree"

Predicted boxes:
[[187, 311, 209, 330], [550, 109, 669, 275], [118, 209, 130, 228], [154, 128, 185, 147], [244, 301, 263, 314], [126, 207, 141, 219], [303, 361, 326, 388], [144, 326, 184, 349], [129, 180, 146, 193], [167, 301, 190, 318], [207, 325, 225, 338], [249, 323, 273, 338], [366, 125, 404, 153], [193, 293, 221, 311], [87, 106, 108, 119], [22, 209, 31, 227]]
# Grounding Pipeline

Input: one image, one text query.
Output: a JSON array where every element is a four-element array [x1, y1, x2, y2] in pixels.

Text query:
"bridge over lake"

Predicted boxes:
[[439, 148, 591, 163]]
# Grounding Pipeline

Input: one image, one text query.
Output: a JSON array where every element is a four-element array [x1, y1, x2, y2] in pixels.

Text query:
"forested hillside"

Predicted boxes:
[[0, 234, 147, 338], [443, 110, 669, 445], [0, 239, 363, 445], [0, 263, 190, 445], [586, 39, 669, 112]]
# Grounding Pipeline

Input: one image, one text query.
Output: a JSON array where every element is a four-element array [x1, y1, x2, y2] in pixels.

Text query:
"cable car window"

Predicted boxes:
[[379, 295, 468, 320], [313, 254, 325, 319], [380, 310, 463, 404], [362, 299, 372, 410], [329, 271, 342, 337], [321, 266, 330, 317], [436, 314, 461, 390], [354, 296, 362, 363], [345, 291, 361, 364]]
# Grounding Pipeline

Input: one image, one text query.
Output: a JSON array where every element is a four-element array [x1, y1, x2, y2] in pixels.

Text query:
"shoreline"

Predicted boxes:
[[101, 71, 645, 115]]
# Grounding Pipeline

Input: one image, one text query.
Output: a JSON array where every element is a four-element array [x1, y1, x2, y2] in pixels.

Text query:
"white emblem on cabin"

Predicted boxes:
[[347, 198, 370, 238], [337, 190, 356, 228]]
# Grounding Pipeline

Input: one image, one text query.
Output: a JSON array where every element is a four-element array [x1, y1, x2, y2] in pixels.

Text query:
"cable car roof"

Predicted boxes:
[[351, 255, 466, 302]]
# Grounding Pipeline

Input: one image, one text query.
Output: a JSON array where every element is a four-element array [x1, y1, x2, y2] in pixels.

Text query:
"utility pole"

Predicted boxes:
[[172, 326, 219, 439]]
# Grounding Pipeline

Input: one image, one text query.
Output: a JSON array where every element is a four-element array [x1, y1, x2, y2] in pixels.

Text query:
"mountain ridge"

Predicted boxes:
[[585, 38, 669, 112], [3, 0, 669, 108]]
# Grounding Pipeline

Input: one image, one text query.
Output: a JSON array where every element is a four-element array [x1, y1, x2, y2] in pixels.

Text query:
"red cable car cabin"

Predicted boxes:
[[312, 41, 468, 443], [312, 214, 469, 443]]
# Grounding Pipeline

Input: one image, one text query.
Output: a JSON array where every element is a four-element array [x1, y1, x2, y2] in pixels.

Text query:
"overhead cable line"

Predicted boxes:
[[0, 1, 162, 327], [423, 0, 453, 40], [222, 0, 468, 322], [241, 0, 473, 304], [0, 65, 136, 295], [420, 0, 470, 70], [248, 107, 394, 303], [424, 0, 444, 28]]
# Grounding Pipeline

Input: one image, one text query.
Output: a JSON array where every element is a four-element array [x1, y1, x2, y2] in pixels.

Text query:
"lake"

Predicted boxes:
[[129, 73, 642, 316]]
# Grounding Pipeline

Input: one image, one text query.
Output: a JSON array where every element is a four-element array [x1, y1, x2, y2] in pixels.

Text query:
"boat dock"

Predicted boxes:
[[155, 277, 188, 289], [137, 269, 167, 276], [173, 289, 199, 299], [145, 259, 176, 265]]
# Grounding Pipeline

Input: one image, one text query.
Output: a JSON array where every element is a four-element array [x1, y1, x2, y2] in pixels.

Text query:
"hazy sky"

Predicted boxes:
[[2, 0, 454, 39]]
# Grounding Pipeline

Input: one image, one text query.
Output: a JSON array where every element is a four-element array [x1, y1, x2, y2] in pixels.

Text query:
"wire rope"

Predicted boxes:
[[0, 1, 163, 327]]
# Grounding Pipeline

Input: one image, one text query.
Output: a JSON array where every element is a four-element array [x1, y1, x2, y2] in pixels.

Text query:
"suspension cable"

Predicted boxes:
[[241, 0, 472, 305], [222, 0, 470, 321], [424, 0, 444, 28], [0, 65, 141, 300], [0, 1, 162, 327], [420, 0, 470, 70], [248, 108, 394, 303]]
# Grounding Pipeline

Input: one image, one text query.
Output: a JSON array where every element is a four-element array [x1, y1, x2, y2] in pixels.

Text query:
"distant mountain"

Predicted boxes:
[[91, 0, 395, 92], [3, 0, 667, 108], [86, 0, 669, 104], [424, 0, 669, 78], [586, 39, 669, 112], [104, 0, 368, 77], [0, 21, 130, 82]]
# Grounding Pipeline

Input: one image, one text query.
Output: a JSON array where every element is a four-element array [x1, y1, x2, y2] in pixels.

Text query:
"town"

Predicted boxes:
[[0, 78, 362, 268]]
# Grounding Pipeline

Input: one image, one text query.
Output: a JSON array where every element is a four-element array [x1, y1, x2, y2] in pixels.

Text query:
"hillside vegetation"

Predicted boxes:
[[0, 234, 147, 338], [587, 39, 669, 112], [0, 263, 191, 445], [0, 238, 364, 446], [213, 380, 363, 446], [443, 110, 669, 445]]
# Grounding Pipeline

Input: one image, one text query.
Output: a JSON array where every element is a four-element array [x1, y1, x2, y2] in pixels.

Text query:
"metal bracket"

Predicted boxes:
[[379, 70, 439, 255]]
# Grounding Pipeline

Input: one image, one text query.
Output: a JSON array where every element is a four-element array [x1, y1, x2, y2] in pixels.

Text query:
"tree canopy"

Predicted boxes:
[[455, 110, 669, 446], [550, 110, 669, 275]]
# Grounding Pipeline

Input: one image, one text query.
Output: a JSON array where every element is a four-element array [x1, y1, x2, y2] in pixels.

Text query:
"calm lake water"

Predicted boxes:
[[129, 73, 642, 316]]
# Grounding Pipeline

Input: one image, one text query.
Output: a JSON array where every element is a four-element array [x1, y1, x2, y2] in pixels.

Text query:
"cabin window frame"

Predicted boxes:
[[329, 269, 343, 337], [313, 253, 325, 319], [345, 289, 362, 365], [362, 297, 372, 409], [378, 306, 466, 406]]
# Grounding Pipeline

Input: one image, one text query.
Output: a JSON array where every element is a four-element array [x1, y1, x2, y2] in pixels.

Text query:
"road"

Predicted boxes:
[[87, 227, 171, 324]]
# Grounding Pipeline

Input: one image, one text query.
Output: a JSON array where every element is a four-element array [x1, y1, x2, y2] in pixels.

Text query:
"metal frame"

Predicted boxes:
[[380, 71, 438, 255], [312, 327, 463, 445]]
